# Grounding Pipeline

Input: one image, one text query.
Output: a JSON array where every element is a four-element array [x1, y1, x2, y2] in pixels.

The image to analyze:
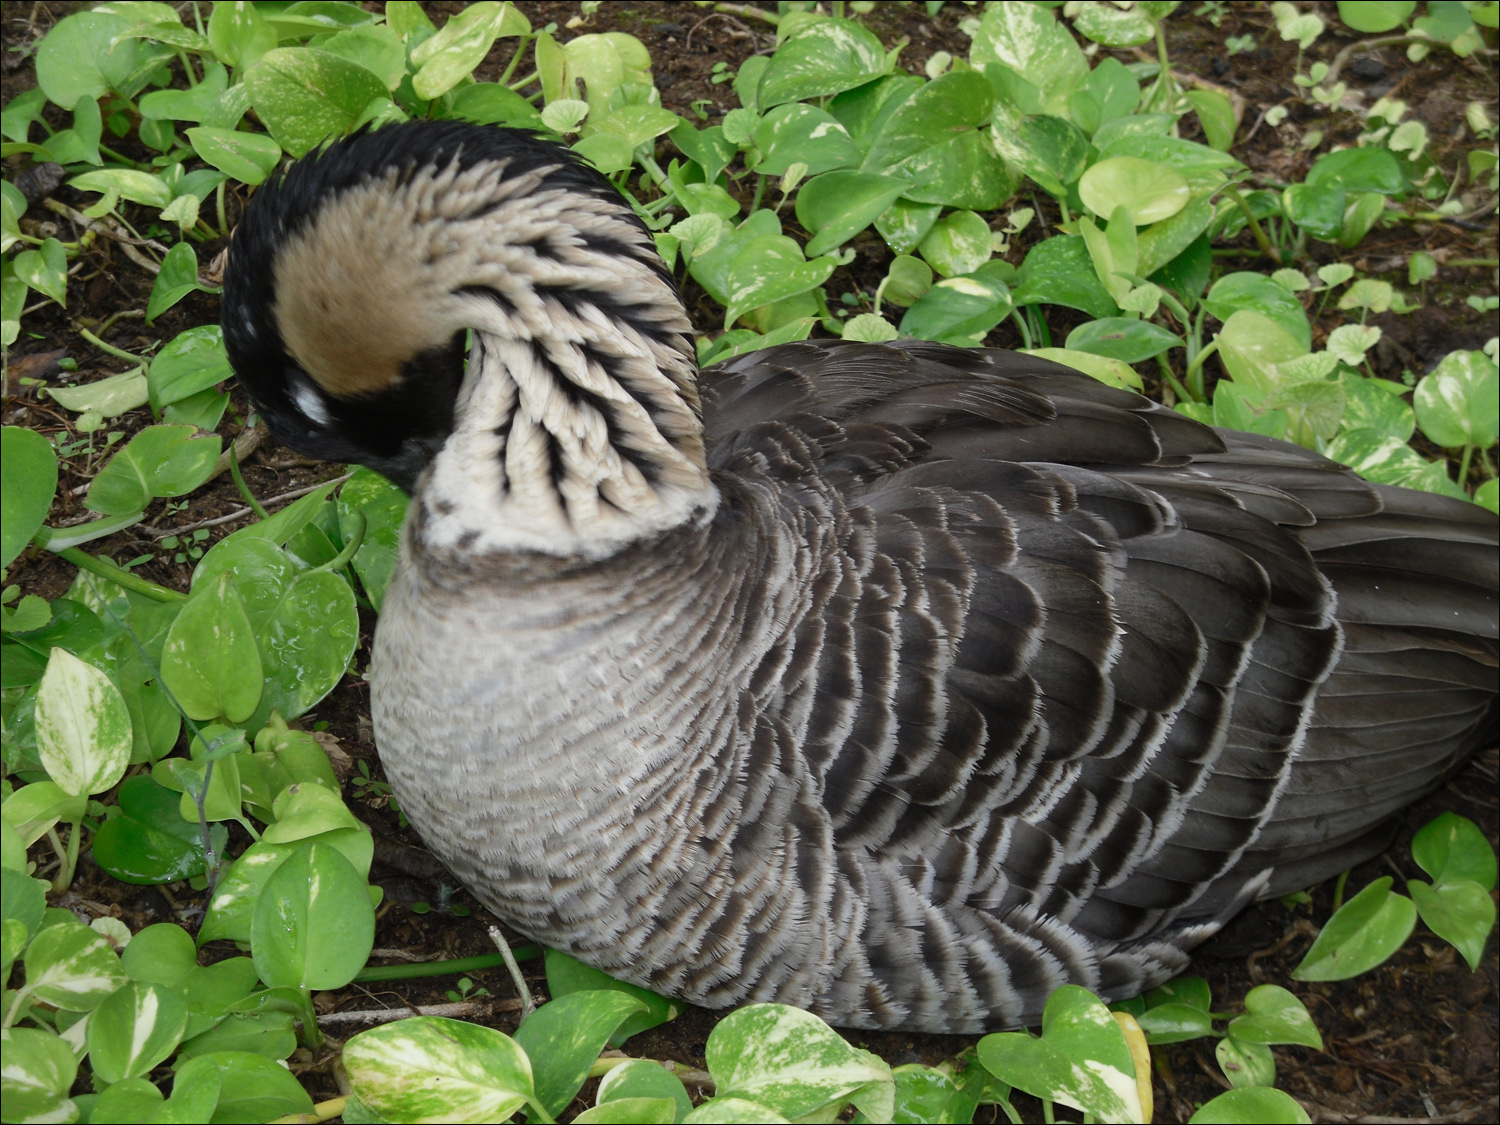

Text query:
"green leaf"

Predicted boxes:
[[13, 238, 68, 307], [1073, 1, 1157, 46], [1135, 1002, 1214, 1045], [1137, 195, 1214, 279], [991, 114, 1089, 197], [186, 126, 282, 186], [343, 1017, 536, 1124], [577, 1096, 678, 1123], [24, 919, 128, 1010], [445, 83, 546, 132], [207, 0, 277, 70], [2, 426, 58, 570], [874, 198, 941, 256], [199, 826, 371, 946], [320, 25, 407, 91], [757, 19, 891, 108], [46, 369, 150, 419], [1411, 812, 1498, 890], [146, 243, 209, 325], [1339, 373, 1414, 441], [1305, 146, 1405, 195], [544, 949, 680, 1047], [34, 647, 132, 797], [1079, 207, 1138, 306], [1065, 317, 1181, 364], [723, 239, 837, 328], [709, 1004, 894, 1123], [972, 4, 1089, 115], [1215, 1035, 1276, 1089], [198, 1050, 314, 1123], [410, 3, 528, 101], [669, 122, 737, 186], [796, 170, 910, 258], [516, 991, 651, 1117], [1337, 0, 1415, 31], [178, 1009, 298, 1062], [35, 10, 137, 109], [160, 573, 263, 723], [0, 1026, 78, 1124], [1206, 272, 1311, 350], [1215, 311, 1307, 391], [598, 104, 682, 149], [86, 424, 222, 516], [1408, 879, 1496, 971], [1025, 347, 1144, 391], [918, 210, 992, 278], [2, 781, 87, 849], [1414, 350, 1500, 448], [900, 261, 1015, 345], [244, 47, 388, 157], [1263, 377, 1347, 448], [70, 168, 173, 209], [251, 839, 375, 991], [140, 62, 229, 124], [1189, 1087, 1311, 1124], [682, 1097, 790, 1123], [1014, 235, 1118, 319], [596, 1059, 692, 1123], [1225, 985, 1322, 1049], [1282, 182, 1345, 241], [120, 922, 197, 987], [1080, 155, 1189, 224], [87, 980, 189, 1083], [336, 469, 410, 610], [1185, 88, 1236, 151], [976, 985, 1141, 1123], [752, 104, 861, 177], [1293, 877, 1418, 981]]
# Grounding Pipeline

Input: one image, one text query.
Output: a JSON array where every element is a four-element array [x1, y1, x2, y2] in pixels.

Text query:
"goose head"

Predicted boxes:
[[223, 121, 716, 559]]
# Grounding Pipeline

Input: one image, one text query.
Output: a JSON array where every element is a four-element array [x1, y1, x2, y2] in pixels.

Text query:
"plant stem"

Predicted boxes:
[[1332, 869, 1350, 912], [1158, 355, 1193, 404], [216, 180, 229, 238], [506, 70, 539, 92], [713, 1, 780, 23], [1185, 339, 1220, 399], [270, 1097, 347, 1125], [96, 143, 146, 169], [77, 326, 145, 365], [2, 985, 34, 1030], [63, 819, 82, 890], [1445, 258, 1500, 268], [1010, 310, 1033, 350], [353, 947, 543, 984], [312, 511, 365, 574], [497, 36, 532, 86], [229, 445, 269, 519], [489, 925, 536, 1023], [1457, 444, 1475, 490], [1220, 185, 1280, 263], [42, 543, 188, 602]]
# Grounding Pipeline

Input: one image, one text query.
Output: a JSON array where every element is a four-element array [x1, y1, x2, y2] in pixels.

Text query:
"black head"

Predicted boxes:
[[222, 121, 647, 492]]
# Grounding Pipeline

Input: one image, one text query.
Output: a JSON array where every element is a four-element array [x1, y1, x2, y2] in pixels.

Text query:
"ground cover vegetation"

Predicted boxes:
[[1, 1, 1497, 1122]]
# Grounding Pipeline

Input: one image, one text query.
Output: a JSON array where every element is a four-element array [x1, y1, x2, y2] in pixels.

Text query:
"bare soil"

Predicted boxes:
[[3, 2, 1496, 1122]]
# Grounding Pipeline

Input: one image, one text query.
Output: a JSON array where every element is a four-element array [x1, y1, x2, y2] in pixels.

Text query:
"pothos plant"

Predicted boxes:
[[3, 2, 1499, 1124]]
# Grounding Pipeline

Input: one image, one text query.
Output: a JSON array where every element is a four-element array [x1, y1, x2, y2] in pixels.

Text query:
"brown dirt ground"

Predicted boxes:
[[3, 2, 1497, 1122]]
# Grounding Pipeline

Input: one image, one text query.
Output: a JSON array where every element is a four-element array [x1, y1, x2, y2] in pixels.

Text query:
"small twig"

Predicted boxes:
[[1324, 34, 1495, 86], [315, 998, 521, 1027], [209, 424, 266, 483], [1296, 1099, 1498, 1124], [710, 2, 780, 25], [145, 472, 353, 539], [488, 925, 537, 1023], [42, 199, 167, 274], [1130, 49, 1249, 125]]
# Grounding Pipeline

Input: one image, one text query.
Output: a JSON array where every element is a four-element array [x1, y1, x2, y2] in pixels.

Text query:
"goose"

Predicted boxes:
[[222, 121, 1499, 1033]]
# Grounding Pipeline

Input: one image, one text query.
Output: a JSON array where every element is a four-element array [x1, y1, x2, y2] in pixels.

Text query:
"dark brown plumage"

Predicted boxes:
[[223, 122, 1498, 1031]]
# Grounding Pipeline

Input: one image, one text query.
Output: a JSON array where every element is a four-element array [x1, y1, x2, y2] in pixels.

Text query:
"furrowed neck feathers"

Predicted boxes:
[[229, 124, 716, 560]]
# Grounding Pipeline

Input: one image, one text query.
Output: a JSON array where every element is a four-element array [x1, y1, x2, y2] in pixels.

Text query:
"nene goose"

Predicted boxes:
[[223, 121, 1498, 1033]]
